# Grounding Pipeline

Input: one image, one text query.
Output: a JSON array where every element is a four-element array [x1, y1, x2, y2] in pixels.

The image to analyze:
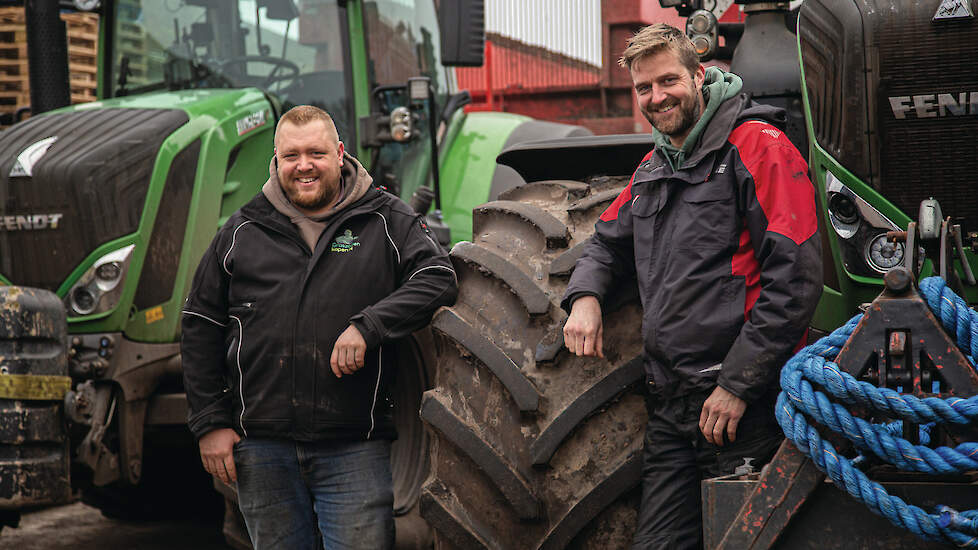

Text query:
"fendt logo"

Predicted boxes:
[[0, 214, 64, 231], [889, 92, 978, 120]]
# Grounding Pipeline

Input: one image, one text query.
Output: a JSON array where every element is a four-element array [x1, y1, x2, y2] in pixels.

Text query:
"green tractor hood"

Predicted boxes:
[[0, 88, 276, 341]]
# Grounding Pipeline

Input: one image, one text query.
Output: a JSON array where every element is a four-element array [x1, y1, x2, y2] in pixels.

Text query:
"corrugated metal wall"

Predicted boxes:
[[456, 0, 601, 93], [486, 0, 601, 65]]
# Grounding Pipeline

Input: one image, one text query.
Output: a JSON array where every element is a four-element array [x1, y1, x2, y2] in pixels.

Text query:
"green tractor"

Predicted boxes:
[[0, 0, 591, 546]]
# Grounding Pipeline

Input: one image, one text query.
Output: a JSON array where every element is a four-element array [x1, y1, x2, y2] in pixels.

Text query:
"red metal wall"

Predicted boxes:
[[456, 33, 600, 97], [457, 0, 744, 135]]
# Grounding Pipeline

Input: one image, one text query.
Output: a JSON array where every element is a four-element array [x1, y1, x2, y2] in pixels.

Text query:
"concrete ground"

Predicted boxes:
[[1, 501, 231, 549]]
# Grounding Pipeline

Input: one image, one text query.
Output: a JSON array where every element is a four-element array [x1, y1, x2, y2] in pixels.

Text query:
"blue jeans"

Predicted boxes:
[[233, 438, 394, 550]]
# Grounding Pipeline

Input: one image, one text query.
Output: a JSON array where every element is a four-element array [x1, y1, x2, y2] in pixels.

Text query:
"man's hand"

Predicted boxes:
[[563, 296, 604, 358], [331, 324, 366, 378], [199, 428, 240, 484], [699, 386, 747, 446]]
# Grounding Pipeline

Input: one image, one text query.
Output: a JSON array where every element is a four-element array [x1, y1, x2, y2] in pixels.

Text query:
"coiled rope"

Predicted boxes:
[[776, 276, 978, 547]]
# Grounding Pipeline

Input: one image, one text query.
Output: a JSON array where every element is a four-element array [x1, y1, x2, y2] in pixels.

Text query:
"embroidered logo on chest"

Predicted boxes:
[[330, 229, 361, 253]]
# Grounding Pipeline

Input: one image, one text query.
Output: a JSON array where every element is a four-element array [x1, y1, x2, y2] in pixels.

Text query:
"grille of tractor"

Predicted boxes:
[[0, 108, 189, 290], [802, 0, 978, 230], [875, 8, 978, 232]]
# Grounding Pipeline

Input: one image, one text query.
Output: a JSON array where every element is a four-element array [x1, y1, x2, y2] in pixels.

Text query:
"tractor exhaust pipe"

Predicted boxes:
[[26, 0, 71, 115]]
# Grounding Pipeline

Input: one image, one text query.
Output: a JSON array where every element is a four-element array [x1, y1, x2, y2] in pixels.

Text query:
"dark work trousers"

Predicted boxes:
[[631, 388, 784, 550]]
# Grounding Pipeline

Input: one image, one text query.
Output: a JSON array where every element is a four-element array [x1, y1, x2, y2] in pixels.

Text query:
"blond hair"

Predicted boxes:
[[275, 105, 339, 146], [618, 23, 699, 75]]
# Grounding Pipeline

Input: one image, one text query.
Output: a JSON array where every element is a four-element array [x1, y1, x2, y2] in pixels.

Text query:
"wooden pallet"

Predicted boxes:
[[0, 7, 99, 126]]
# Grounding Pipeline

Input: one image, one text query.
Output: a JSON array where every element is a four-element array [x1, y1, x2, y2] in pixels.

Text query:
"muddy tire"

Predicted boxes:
[[420, 178, 648, 549]]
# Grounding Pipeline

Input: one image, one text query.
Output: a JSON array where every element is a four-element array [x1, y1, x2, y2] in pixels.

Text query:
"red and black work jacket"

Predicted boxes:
[[562, 94, 822, 402]]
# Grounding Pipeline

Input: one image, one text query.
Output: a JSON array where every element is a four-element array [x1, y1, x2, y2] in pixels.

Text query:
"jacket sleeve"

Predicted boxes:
[[560, 153, 651, 313], [181, 236, 233, 440], [719, 123, 823, 402], [349, 213, 458, 349]]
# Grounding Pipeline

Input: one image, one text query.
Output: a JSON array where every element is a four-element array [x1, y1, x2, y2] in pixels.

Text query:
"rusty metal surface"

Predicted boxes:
[[712, 442, 825, 549], [706, 475, 978, 549]]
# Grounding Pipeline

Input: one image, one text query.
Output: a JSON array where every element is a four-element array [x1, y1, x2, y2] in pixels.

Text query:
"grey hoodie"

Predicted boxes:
[[262, 152, 374, 250]]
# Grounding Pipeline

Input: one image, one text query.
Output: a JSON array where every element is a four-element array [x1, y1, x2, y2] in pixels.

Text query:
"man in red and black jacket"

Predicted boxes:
[[561, 24, 821, 549]]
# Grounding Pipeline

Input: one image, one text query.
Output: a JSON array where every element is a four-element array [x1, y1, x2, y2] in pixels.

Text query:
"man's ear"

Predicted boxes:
[[337, 141, 345, 165], [694, 63, 706, 88]]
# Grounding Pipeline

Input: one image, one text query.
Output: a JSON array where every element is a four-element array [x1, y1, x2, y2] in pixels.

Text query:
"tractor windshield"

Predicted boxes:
[[107, 0, 352, 135]]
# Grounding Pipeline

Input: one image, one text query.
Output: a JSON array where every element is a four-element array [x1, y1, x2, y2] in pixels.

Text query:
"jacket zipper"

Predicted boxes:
[[244, 198, 392, 430]]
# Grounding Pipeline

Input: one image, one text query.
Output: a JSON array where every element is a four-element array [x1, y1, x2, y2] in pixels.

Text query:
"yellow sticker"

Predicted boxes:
[[0, 374, 72, 400], [145, 306, 164, 324]]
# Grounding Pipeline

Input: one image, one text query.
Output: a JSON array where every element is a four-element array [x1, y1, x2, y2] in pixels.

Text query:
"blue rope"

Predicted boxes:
[[777, 276, 978, 547]]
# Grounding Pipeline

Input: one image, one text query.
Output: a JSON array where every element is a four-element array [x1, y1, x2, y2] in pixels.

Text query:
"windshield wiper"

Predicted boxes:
[[115, 55, 132, 96]]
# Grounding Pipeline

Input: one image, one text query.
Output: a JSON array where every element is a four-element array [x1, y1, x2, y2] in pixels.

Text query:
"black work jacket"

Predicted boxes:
[[181, 187, 457, 441], [562, 94, 822, 402]]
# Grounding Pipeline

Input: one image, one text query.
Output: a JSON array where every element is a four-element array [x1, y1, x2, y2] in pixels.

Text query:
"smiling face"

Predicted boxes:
[[630, 49, 706, 148], [274, 119, 345, 215]]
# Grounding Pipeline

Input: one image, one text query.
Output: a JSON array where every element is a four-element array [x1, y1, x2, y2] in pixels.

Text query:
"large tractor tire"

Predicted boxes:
[[420, 177, 648, 549]]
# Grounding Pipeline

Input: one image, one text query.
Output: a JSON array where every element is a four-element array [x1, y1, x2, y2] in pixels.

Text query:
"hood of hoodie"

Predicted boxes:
[[262, 152, 374, 249], [652, 67, 744, 171], [263, 152, 374, 221]]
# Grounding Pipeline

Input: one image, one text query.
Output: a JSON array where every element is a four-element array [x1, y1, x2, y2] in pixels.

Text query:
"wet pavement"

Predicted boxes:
[[0, 501, 231, 549]]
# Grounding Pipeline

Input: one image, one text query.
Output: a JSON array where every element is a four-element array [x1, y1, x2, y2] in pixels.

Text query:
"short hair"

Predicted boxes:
[[275, 105, 339, 147], [618, 23, 699, 75]]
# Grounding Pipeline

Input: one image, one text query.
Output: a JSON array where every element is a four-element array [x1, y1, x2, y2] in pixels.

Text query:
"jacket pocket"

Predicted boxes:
[[654, 274, 742, 369], [225, 302, 256, 364], [630, 191, 663, 256], [675, 181, 737, 253], [630, 191, 664, 300], [225, 303, 256, 422]]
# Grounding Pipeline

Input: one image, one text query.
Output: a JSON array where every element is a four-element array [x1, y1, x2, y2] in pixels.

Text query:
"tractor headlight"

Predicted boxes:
[[64, 244, 135, 317], [825, 172, 904, 277], [390, 107, 413, 142], [865, 233, 905, 273]]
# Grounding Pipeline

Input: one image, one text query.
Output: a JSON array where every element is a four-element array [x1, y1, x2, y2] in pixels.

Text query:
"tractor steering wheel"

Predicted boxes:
[[219, 56, 300, 91]]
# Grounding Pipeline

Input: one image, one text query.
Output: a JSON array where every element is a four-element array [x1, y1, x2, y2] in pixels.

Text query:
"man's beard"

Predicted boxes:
[[281, 171, 340, 211], [289, 184, 336, 210], [645, 86, 701, 140]]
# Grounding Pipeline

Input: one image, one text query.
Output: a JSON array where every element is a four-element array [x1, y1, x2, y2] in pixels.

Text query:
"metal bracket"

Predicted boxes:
[[714, 266, 978, 549], [76, 384, 120, 487]]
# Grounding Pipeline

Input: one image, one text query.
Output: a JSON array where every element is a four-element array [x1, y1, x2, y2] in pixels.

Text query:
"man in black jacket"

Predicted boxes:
[[561, 25, 821, 549], [181, 105, 457, 549]]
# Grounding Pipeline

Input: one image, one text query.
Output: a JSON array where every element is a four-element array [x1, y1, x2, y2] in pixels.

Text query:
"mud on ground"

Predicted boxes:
[[1, 502, 230, 549]]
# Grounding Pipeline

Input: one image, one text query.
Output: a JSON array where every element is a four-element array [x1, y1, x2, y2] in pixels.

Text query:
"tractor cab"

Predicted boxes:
[[99, 0, 463, 218]]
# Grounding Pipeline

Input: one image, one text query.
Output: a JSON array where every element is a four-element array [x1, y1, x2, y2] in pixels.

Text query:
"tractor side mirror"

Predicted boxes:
[[260, 0, 299, 21], [438, 0, 484, 67]]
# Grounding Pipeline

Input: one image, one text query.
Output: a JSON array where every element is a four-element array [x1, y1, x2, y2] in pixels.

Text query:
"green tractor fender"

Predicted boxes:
[[437, 111, 594, 246]]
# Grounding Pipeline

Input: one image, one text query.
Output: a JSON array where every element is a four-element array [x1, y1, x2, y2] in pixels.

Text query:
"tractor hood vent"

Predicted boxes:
[[0, 108, 189, 291], [800, 0, 978, 230]]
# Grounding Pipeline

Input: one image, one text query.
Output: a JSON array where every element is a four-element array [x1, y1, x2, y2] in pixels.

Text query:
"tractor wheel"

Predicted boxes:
[[420, 177, 648, 549]]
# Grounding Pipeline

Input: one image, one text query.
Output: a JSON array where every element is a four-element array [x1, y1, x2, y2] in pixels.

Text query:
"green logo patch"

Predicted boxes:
[[330, 229, 361, 253]]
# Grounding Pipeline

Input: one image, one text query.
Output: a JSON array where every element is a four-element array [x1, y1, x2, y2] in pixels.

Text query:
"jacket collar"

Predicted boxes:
[[239, 185, 391, 239], [649, 92, 752, 181]]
